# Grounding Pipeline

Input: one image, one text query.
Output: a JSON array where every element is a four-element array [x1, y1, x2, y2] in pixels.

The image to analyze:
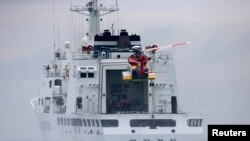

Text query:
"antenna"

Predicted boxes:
[[52, 0, 56, 52], [70, 0, 119, 35], [57, 27, 60, 51]]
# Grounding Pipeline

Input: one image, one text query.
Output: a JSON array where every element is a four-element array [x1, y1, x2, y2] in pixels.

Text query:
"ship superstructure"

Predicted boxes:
[[31, 1, 204, 141]]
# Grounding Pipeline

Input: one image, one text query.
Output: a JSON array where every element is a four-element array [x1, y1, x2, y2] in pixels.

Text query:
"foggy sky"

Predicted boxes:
[[0, 0, 250, 140]]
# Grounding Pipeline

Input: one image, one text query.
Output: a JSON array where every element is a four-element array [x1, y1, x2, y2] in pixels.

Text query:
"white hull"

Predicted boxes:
[[37, 113, 203, 141]]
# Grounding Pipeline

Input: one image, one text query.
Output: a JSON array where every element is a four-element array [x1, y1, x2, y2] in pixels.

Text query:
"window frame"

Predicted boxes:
[[101, 119, 119, 127], [130, 119, 176, 128]]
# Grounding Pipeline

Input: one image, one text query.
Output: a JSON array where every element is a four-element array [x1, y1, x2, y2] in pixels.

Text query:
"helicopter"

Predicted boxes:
[[122, 42, 192, 81]]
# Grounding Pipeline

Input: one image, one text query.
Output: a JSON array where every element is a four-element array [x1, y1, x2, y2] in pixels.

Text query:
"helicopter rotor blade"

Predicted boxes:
[[164, 41, 192, 48], [146, 42, 193, 52]]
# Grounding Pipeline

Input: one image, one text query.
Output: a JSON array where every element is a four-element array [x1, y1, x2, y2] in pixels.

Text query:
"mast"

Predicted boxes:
[[70, 0, 119, 35]]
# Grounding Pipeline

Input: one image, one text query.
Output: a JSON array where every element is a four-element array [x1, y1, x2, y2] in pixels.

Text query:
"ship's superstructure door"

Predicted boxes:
[[101, 65, 148, 114]]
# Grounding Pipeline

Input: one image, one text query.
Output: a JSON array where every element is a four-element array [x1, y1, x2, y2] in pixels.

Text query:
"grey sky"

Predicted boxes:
[[0, 0, 250, 140]]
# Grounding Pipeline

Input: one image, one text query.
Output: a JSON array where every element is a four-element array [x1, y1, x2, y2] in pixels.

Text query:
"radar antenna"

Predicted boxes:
[[70, 0, 119, 35]]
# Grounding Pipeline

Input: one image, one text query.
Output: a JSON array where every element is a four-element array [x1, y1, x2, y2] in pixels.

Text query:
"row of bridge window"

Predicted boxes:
[[57, 118, 100, 127], [57, 118, 119, 128], [57, 118, 201, 128]]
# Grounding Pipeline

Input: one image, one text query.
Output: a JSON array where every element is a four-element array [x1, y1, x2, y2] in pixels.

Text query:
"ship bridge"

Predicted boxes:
[[93, 29, 141, 58]]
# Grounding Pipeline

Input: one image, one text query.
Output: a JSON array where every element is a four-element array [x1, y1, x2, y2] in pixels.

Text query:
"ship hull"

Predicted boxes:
[[36, 113, 203, 141]]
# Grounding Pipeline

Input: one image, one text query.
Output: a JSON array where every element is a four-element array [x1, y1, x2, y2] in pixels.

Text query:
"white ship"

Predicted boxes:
[[31, 0, 204, 141]]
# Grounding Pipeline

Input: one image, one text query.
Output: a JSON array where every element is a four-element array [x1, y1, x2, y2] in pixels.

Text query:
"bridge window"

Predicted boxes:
[[101, 119, 119, 127], [87, 119, 91, 127], [130, 119, 176, 128], [80, 73, 87, 78], [91, 119, 95, 127], [88, 72, 95, 78], [83, 119, 87, 127], [80, 72, 94, 78], [96, 119, 100, 127], [54, 79, 62, 86], [78, 66, 96, 79], [49, 80, 52, 88], [187, 119, 203, 127], [71, 118, 82, 126]]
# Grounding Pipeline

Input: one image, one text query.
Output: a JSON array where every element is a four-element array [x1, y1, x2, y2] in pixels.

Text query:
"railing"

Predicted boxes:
[[109, 111, 182, 114], [115, 111, 149, 114], [44, 70, 68, 78]]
